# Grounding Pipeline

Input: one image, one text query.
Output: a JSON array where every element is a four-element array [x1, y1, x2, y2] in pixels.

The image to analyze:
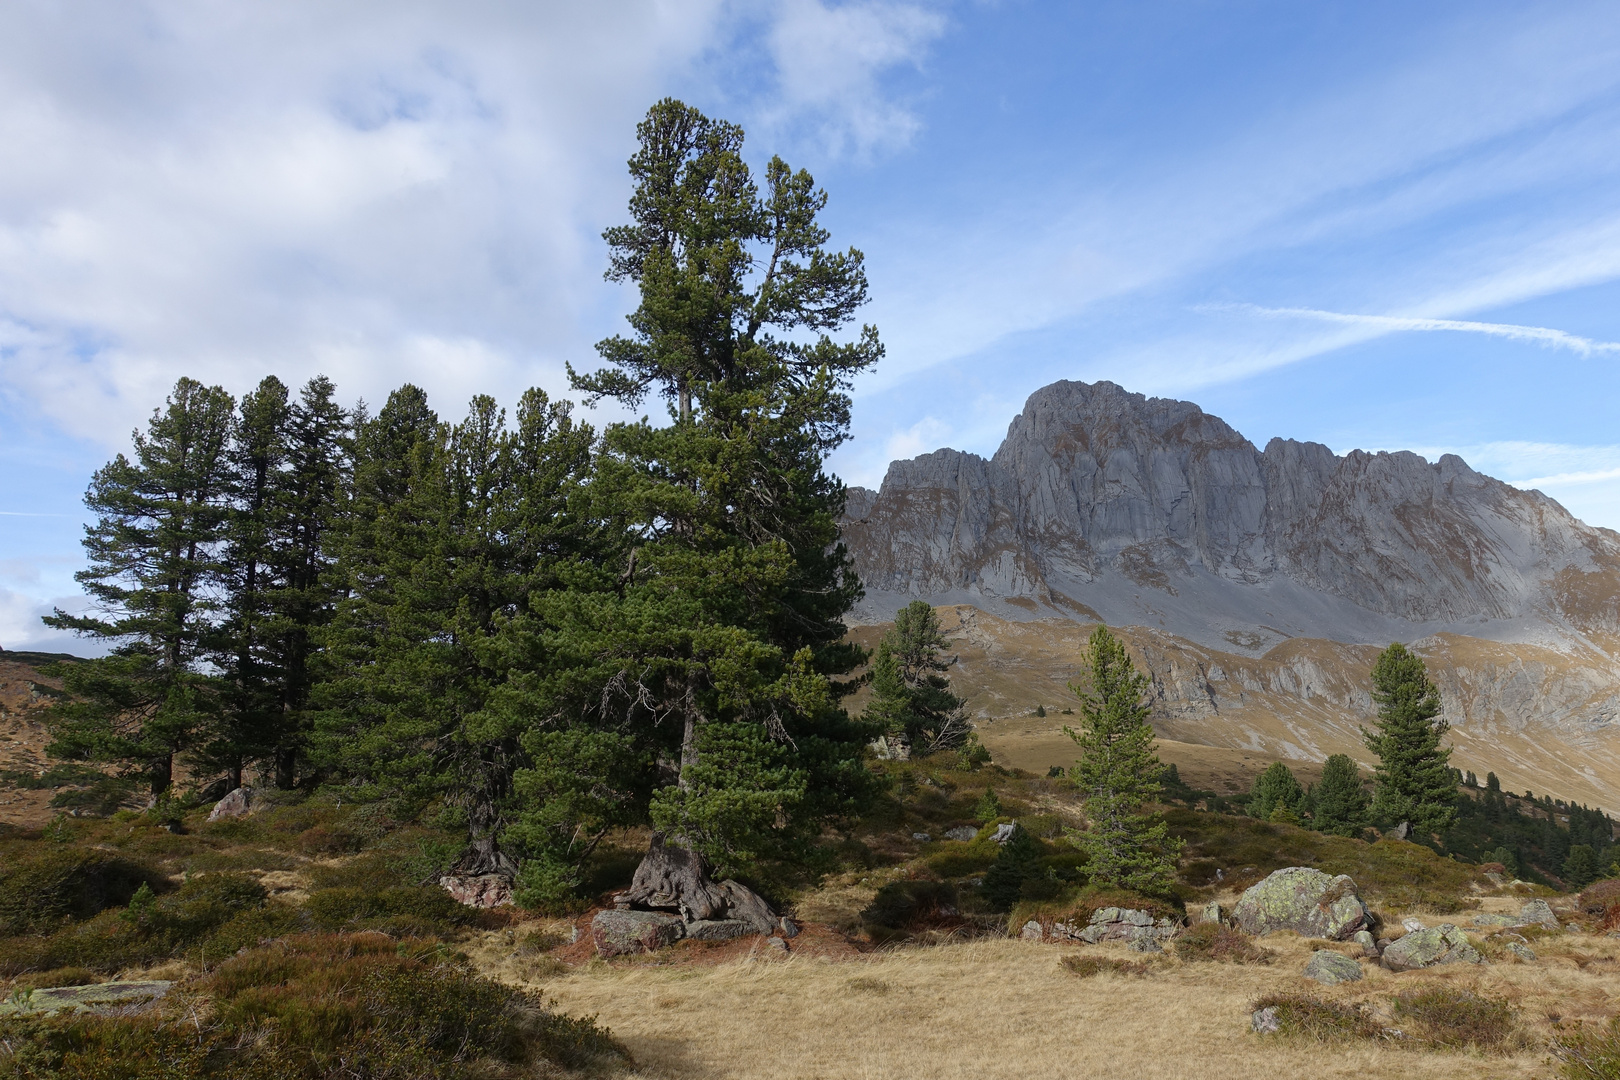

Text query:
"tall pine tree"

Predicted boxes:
[[1310, 753, 1371, 836], [1063, 625, 1181, 893], [556, 98, 881, 895], [1363, 642, 1457, 835], [43, 377, 237, 796], [861, 601, 968, 755]]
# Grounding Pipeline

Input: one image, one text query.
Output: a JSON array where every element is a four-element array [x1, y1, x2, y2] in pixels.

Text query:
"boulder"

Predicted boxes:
[[1075, 907, 1178, 945], [1505, 941, 1537, 962], [1380, 924, 1483, 971], [944, 826, 978, 842], [1401, 917, 1426, 933], [778, 917, 799, 939], [591, 909, 685, 957], [1127, 935, 1163, 954], [1020, 920, 1044, 941], [1195, 901, 1223, 925], [0, 981, 173, 1017], [1303, 950, 1363, 985], [1251, 1006, 1281, 1035], [1230, 867, 1371, 940], [991, 823, 1018, 844], [1519, 900, 1559, 929], [1352, 930, 1379, 957], [912, 832, 931, 842], [1471, 913, 1520, 929], [439, 873, 513, 908], [207, 786, 256, 822], [684, 919, 752, 942]]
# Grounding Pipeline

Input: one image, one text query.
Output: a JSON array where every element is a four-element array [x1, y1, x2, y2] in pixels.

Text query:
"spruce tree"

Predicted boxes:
[[1363, 642, 1457, 835], [861, 601, 968, 755], [1310, 753, 1371, 836], [555, 98, 881, 886], [42, 377, 237, 796], [1063, 625, 1181, 893]]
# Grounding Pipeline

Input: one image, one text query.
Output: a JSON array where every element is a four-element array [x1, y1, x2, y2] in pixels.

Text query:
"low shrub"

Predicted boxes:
[[860, 880, 961, 941], [1552, 1016, 1620, 1079], [1060, 954, 1148, 978], [1251, 993, 1381, 1040], [1579, 879, 1620, 931], [302, 885, 476, 934], [1010, 885, 1181, 934], [925, 844, 997, 879], [7, 966, 99, 990], [0, 847, 164, 935], [1392, 987, 1518, 1051], [1174, 922, 1274, 965]]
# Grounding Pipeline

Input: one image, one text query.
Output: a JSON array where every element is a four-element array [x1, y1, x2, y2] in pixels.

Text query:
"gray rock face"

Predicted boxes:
[[1352, 930, 1379, 957], [207, 786, 256, 822], [943, 826, 978, 842], [842, 379, 1620, 649], [683, 919, 752, 942], [1381, 924, 1484, 971], [591, 909, 685, 957], [1304, 950, 1363, 984], [1519, 900, 1559, 928], [0, 980, 173, 1017], [439, 873, 512, 908], [1231, 868, 1371, 940]]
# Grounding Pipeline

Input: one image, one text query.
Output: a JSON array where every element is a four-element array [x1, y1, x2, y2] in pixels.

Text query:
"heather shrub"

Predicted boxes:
[[0, 848, 163, 935], [860, 880, 961, 941], [1392, 987, 1518, 1051], [1060, 954, 1147, 977], [1553, 1017, 1620, 1079], [1252, 993, 1380, 1040], [302, 885, 474, 934], [1174, 922, 1273, 964]]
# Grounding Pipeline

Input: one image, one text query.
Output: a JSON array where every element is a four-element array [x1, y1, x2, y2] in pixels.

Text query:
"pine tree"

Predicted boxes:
[[1310, 753, 1371, 836], [1565, 844, 1598, 889], [553, 98, 882, 888], [42, 378, 237, 796], [1063, 625, 1181, 893], [1248, 762, 1304, 821], [861, 601, 968, 755], [1363, 642, 1457, 835]]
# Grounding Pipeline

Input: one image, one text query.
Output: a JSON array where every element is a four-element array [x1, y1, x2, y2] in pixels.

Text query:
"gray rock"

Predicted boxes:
[[0, 981, 173, 1017], [1020, 919, 1044, 941], [1252, 1006, 1280, 1035], [1231, 867, 1371, 940], [591, 909, 685, 957], [1401, 917, 1426, 932], [944, 826, 978, 842], [1381, 924, 1484, 971], [683, 919, 752, 942], [869, 735, 910, 761], [1196, 901, 1223, 925], [1471, 913, 1520, 929], [1506, 942, 1537, 962], [1127, 934, 1163, 954], [207, 785, 255, 822], [778, 917, 799, 939], [1519, 900, 1559, 929], [1076, 908, 1176, 945], [439, 873, 513, 908], [1304, 950, 1363, 985], [911, 832, 931, 842], [764, 936, 789, 955], [1352, 930, 1379, 957], [991, 823, 1018, 844]]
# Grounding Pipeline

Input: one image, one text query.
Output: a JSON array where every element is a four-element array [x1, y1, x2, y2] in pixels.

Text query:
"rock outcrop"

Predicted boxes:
[[1230, 867, 1371, 940], [1303, 950, 1363, 984], [591, 910, 686, 957], [1381, 924, 1484, 970], [842, 380, 1620, 650], [207, 786, 256, 822]]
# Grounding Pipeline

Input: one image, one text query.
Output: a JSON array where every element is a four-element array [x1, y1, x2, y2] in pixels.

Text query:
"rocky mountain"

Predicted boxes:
[[841, 381, 1620, 805], [843, 380, 1620, 655]]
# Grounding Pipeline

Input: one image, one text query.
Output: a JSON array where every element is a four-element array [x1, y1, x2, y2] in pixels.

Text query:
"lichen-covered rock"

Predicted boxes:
[[1352, 930, 1379, 957], [1231, 867, 1370, 940], [1519, 900, 1559, 929], [683, 918, 752, 942], [1381, 924, 1483, 971], [439, 873, 513, 908], [1196, 901, 1223, 925], [1471, 913, 1520, 929], [1303, 950, 1363, 984], [943, 826, 978, 842], [591, 909, 685, 957], [1252, 1006, 1281, 1034], [1075, 908, 1177, 945], [0, 981, 173, 1017], [1506, 941, 1537, 962], [1127, 935, 1163, 954], [207, 786, 256, 822]]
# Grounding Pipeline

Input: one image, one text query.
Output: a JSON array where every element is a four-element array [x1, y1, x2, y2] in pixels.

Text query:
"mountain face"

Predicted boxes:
[[842, 380, 1620, 655]]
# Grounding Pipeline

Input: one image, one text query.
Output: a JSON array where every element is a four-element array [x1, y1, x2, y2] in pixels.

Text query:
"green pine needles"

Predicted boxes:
[[1363, 642, 1457, 835], [1062, 625, 1181, 893], [861, 601, 969, 755]]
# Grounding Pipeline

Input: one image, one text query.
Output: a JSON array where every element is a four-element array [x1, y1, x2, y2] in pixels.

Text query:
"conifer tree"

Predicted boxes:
[[43, 377, 237, 795], [1063, 625, 1181, 893], [861, 601, 968, 754], [1248, 762, 1304, 821], [1363, 642, 1457, 835], [556, 98, 881, 887], [1310, 753, 1371, 836]]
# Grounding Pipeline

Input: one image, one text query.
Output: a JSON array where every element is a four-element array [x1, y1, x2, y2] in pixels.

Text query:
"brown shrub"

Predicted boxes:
[[1579, 879, 1620, 931], [1060, 954, 1148, 978], [1251, 992, 1380, 1040], [1174, 922, 1273, 965], [1552, 1016, 1620, 1079], [1391, 987, 1519, 1051]]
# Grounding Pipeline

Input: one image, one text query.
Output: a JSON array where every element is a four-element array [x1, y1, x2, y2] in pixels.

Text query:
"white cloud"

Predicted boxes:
[[1213, 303, 1620, 358], [761, 0, 946, 158]]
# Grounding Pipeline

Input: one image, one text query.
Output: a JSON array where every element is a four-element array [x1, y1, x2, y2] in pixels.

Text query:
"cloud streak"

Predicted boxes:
[[1209, 303, 1620, 358]]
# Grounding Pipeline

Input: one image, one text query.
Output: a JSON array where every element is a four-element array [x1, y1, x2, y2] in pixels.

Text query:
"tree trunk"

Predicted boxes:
[[274, 747, 297, 790], [450, 832, 517, 878], [150, 753, 173, 796], [617, 833, 778, 931]]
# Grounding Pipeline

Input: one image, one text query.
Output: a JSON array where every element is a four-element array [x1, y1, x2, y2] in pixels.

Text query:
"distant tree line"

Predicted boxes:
[[38, 98, 885, 903]]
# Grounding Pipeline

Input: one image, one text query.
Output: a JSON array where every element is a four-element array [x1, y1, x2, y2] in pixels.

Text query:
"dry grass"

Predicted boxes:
[[537, 932, 1620, 1080]]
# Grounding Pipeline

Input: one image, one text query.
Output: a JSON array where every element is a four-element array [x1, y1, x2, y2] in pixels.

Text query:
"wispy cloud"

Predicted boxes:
[[1209, 303, 1620, 358]]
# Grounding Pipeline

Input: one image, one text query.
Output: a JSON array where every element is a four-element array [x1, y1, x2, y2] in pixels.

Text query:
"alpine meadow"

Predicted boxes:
[[3, 83, 1620, 1080]]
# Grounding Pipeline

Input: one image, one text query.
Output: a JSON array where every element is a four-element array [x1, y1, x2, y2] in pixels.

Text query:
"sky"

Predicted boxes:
[[5, 0, 1620, 651]]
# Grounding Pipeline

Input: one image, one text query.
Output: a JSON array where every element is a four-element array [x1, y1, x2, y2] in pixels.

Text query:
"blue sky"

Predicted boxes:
[[4, 1, 1620, 651]]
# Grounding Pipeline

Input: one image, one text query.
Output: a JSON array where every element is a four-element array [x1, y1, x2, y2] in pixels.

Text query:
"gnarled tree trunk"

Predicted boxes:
[[618, 833, 778, 932]]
